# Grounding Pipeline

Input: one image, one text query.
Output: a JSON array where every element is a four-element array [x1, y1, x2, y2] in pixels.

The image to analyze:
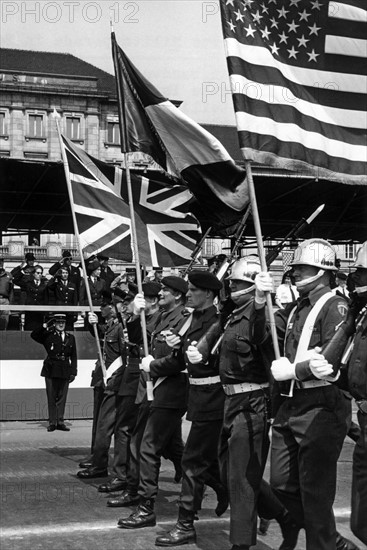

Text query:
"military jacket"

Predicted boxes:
[[47, 278, 78, 306], [348, 308, 367, 401], [31, 326, 77, 379], [80, 277, 106, 306]]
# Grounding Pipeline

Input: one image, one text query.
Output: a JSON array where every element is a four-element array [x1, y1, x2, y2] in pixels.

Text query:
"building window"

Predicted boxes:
[[0, 112, 6, 135], [28, 114, 44, 138], [66, 116, 81, 140], [107, 122, 121, 144], [345, 243, 356, 260]]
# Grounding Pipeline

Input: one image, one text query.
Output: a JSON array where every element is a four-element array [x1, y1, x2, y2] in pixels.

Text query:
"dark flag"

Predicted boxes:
[[220, 0, 367, 184], [111, 32, 249, 212]]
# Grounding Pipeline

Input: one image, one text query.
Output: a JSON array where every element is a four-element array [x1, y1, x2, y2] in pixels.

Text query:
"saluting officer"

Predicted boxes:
[[31, 313, 77, 432], [155, 271, 227, 548], [47, 267, 78, 330]]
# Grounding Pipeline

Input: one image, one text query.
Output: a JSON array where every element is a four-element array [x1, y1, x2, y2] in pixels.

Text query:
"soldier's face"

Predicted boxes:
[[158, 286, 176, 309], [186, 283, 208, 310]]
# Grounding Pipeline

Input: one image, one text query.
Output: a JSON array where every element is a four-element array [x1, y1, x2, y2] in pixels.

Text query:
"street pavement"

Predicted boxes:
[[0, 416, 364, 550]]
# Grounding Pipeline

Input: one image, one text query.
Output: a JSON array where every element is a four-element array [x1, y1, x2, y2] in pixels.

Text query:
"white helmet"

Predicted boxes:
[[353, 241, 367, 269], [290, 239, 337, 271], [227, 255, 261, 283]]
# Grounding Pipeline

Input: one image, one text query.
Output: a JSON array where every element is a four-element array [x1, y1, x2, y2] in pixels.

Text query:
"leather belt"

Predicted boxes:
[[295, 379, 331, 389], [189, 375, 221, 386], [223, 382, 269, 396]]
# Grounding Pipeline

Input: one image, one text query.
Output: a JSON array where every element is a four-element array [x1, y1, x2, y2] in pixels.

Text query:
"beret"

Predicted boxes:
[[87, 259, 101, 274], [142, 282, 161, 297], [188, 270, 222, 291], [100, 290, 113, 305], [161, 276, 188, 295]]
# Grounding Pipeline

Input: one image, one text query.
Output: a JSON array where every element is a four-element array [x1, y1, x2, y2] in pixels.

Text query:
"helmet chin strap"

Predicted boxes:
[[231, 285, 255, 299], [295, 269, 325, 289]]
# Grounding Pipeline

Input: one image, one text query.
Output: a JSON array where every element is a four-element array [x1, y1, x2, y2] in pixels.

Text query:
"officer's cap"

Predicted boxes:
[[52, 313, 66, 322], [161, 276, 188, 295], [188, 270, 222, 291], [62, 250, 72, 259], [86, 259, 101, 275], [97, 253, 109, 261], [25, 252, 36, 261]]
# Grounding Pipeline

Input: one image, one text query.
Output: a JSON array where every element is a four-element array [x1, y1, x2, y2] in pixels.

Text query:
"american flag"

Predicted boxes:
[[220, 0, 367, 184], [62, 136, 201, 266]]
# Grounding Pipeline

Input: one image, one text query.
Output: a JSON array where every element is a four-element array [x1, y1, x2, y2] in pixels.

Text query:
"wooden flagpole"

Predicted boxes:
[[245, 161, 281, 360], [55, 117, 107, 380], [111, 27, 153, 400]]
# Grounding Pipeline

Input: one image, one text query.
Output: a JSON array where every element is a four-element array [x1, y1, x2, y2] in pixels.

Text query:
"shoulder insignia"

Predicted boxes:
[[337, 302, 348, 317]]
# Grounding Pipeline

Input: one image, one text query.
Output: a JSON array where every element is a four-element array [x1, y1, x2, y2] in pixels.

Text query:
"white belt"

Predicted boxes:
[[223, 382, 269, 396], [189, 375, 221, 386], [295, 379, 331, 389]]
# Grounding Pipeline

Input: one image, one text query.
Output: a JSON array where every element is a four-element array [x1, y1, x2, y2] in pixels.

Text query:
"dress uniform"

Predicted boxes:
[[47, 269, 78, 330], [31, 314, 77, 431], [346, 242, 367, 546], [155, 271, 226, 547], [49, 250, 81, 300], [13, 265, 49, 330], [116, 276, 188, 528], [253, 239, 353, 550]]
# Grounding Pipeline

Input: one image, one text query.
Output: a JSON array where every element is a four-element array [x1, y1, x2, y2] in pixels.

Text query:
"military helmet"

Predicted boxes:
[[290, 239, 337, 271], [353, 241, 367, 269], [227, 255, 261, 283]]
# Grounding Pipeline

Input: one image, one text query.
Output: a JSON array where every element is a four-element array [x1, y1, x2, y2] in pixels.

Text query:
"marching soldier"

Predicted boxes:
[[31, 313, 77, 431], [155, 271, 227, 547], [253, 239, 357, 550], [115, 275, 189, 527]]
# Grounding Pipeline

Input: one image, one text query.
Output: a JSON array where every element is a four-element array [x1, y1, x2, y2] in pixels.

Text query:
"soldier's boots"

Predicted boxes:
[[336, 532, 360, 550], [276, 511, 301, 550], [155, 508, 196, 547], [117, 498, 156, 529], [107, 490, 140, 507]]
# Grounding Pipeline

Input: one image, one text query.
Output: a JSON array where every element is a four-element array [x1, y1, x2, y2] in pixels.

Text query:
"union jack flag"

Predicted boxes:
[[62, 136, 201, 266]]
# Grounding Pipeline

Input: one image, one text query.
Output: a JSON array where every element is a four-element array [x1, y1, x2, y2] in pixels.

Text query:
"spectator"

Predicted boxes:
[[0, 256, 14, 330], [31, 313, 77, 432], [49, 250, 81, 301], [12, 264, 49, 330], [332, 271, 350, 299], [275, 271, 299, 309], [47, 267, 78, 330], [97, 254, 116, 289]]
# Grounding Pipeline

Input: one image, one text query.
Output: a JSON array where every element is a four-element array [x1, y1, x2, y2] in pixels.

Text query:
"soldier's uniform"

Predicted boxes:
[[31, 316, 77, 429], [47, 277, 78, 330]]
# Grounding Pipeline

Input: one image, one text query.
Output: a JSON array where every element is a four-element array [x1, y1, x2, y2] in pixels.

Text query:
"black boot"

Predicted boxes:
[[117, 498, 156, 529], [336, 532, 360, 550], [155, 508, 196, 547], [276, 511, 301, 550], [107, 490, 140, 508]]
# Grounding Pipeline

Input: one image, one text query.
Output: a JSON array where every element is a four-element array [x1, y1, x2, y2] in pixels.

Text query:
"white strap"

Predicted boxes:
[[153, 376, 167, 391], [286, 292, 334, 396], [106, 355, 123, 378]]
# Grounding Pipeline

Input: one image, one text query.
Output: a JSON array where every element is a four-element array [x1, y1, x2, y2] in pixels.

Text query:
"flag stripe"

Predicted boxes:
[[224, 38, 366, 94], [329, 2, 367, 22], [325, 35, 367, 57], [227, 55, 367, 112], [230, 74, 365, 131]]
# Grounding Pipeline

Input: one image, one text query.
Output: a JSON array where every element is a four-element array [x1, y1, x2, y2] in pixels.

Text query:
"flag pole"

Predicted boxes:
[[111, 28, 153, 400], [55, 117, 107, 380], [245, 161, 281, 359]]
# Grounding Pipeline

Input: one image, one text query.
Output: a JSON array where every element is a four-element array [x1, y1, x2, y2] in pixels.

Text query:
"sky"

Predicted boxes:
[[1, 0, 237, 125]]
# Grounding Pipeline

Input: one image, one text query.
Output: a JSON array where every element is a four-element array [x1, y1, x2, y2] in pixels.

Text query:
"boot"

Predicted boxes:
[[276, 511, 301, 550], [117, 498, 156, 529], [336, 532, 360, 550], [107, 490, 140, 507], [155, 508, 196, 547]]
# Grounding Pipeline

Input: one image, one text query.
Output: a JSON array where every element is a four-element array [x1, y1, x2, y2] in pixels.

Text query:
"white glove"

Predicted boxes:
[[133, 293, 146, 315], [271, 357, 296, 381], [88, 312, 98, 324], [186, 341, 203, 364], [255, 272, 273, 304], [165, 332, 182, 349], [140, 355, 154, 372], [309, 355, 333, 379]]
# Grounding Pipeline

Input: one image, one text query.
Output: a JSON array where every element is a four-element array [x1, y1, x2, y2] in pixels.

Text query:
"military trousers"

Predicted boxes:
[[270, 385, 350, 550], [219, 390, 277, 547], [179, 419, 223, 513], [351, 410, 367, 545], [138, 407, 185, 500], [91, 391, 116, 471], [45, 377, 69, 425], [112, 395, 140, 482]]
